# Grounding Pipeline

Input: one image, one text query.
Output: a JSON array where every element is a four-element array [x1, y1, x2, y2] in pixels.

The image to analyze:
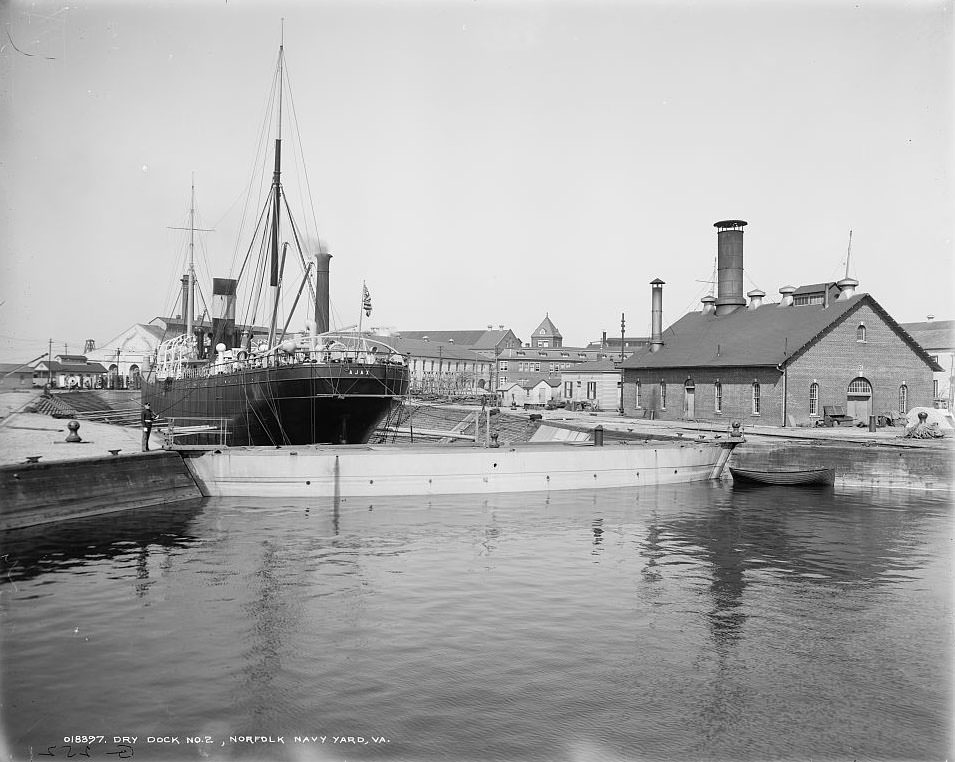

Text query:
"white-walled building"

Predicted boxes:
[[561, 358, 622, 412]]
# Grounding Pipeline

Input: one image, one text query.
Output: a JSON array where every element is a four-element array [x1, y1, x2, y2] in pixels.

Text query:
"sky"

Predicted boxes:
[[1, 0, 952, 363]]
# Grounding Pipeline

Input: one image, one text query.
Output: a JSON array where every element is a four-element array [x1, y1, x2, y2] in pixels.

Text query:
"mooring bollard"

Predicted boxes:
[[65, 420, 82, 443], [868, 415, 877, 433], [594, 425, 604, 446]]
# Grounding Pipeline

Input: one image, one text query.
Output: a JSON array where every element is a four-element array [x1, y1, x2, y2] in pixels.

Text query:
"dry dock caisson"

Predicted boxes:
[[179, 438, 740, 498]]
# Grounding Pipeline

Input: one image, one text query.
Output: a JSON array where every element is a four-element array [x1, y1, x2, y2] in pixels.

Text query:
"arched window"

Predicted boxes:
[[752, 381, 761, 414], [660, 381, 667, 409], [856, 324, 867, 342], [809, 382, 819, 416], [714, 381, 722, 414], [899, 383, 908, 412]]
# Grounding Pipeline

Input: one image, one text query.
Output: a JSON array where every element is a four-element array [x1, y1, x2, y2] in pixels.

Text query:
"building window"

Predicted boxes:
[[586, 381, 597, 399], [752, 381, 761, 415], [660, 381, 666, 409], [537, 340, 549, 347], [635, 380, 641, 407], [564, 381, 573, 397], [714, 381, 722, 414], [499, 361, 508, 371], [899, 383, 908, 412], [534, 363, 540, 372], [934, 379, 939, 399], [856, 324, 866, 342], [500, 375, 507, 385], [809, 382, 819, 416]]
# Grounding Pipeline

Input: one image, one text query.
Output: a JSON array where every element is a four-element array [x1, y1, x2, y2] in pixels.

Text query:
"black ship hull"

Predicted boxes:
[[143, 361, 409, 447]]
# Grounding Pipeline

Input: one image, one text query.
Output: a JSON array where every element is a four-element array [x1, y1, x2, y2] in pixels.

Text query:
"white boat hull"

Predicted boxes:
[[181, 440, 738, 497]]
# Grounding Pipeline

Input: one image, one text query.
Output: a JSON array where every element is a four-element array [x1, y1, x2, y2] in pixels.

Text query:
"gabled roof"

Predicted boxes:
[[532, 314, 562, 338], [397, 329, 520, 350], [622, 293, 943, 372], [900, 320, 955, 352], [0, 363, 35, 375], [381, 336, 488, 362], [36, 360, 109, 374], [500, 346, 602, 359], [561, 358, 620, 374]]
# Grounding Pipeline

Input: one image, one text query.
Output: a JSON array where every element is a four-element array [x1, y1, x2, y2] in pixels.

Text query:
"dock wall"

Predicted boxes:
[[0, 451, 202, 530], [730, 439, 954, 491]]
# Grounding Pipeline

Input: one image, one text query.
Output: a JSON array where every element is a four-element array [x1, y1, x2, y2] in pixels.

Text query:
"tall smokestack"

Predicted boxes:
[[714, 220, 747, 316], [650, 278, 665, 353], [314, 248, 332, 334]]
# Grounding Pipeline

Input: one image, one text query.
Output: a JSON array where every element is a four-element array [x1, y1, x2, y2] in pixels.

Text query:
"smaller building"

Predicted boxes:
[[500, 378, 560, 408], [561, 358, 622, 412], [901, 318, 954, 409], [33, 354, 109, 389], [0, 363, 37, 390]]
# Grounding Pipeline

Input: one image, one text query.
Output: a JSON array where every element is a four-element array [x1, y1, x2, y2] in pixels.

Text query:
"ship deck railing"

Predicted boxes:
[[154, 345, 406, 380], [164, 417, 231, 447]]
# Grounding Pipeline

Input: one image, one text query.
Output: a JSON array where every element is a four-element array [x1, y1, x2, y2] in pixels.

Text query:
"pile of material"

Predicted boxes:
[[903, 407, 953, 439]]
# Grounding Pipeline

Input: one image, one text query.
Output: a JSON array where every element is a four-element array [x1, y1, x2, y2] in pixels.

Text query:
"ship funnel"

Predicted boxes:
[[714, 220, 747, 316], [211, 278, 238, 353], [314, 249, 332, 334]]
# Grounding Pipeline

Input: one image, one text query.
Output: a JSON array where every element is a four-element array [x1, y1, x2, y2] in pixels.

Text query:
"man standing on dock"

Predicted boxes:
[[141, 403, 155, 451]]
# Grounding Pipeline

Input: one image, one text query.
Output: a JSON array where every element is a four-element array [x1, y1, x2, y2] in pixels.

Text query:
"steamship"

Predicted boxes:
[[142, 43, 410, 447]]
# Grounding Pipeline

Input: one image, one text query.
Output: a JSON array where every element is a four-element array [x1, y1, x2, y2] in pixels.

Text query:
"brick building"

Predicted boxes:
[[621, 221, 941, 427], [901, 318, 954, 409]]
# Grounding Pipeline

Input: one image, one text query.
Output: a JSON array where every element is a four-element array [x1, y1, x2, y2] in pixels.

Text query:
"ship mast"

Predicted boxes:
[[168, 174, 212, 351], [187, 175, 196, 340], [267, 37, 285, 348]]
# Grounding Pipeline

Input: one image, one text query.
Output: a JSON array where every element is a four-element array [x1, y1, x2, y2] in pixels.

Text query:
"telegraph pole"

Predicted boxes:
[[619, 313, 625, 414]]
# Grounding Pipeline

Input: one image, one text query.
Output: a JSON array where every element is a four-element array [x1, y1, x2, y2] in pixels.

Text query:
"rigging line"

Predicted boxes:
[[229, 66, 281, 280], [247, 224, 273, 331], [236, 197, 272, 286], [279, 263, 314, 343], [284, 65, 323, 244], [237, 204, 273, 330], [282, 192, 317, 304]]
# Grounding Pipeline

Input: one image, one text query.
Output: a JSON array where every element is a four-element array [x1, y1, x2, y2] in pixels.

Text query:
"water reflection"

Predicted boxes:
[[0, 484, 949, 761], [0, 498, 205, 586]]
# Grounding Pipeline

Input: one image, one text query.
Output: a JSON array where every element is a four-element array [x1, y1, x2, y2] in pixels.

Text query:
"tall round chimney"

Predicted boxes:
[[650, 278, 665, 353], [314, 249, 332, 334], [714, 220, 747, 316]]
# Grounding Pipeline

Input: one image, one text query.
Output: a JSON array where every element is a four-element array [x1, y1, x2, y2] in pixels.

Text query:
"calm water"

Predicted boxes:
[[1, 483, 952, 762]]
